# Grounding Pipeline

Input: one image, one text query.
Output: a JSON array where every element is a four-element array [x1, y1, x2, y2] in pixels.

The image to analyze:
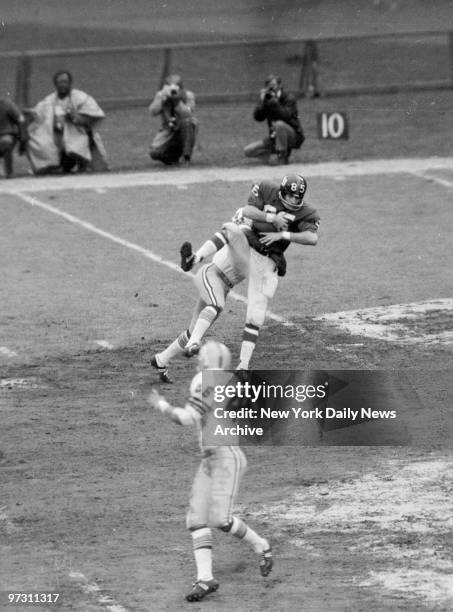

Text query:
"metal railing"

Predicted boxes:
[[3, 30, 452, 110]]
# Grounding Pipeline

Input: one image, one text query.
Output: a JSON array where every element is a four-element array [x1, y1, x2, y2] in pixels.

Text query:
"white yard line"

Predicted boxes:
[[69, 571, 128, 612], [12, 192, 304, 333], [1, 156, 452, 194], [6, 159, 452, 354], [411, 170, 453, 189]]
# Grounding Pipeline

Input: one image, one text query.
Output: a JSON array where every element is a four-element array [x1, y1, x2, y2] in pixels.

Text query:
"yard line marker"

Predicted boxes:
[[1, 156, 453, 194], [69, 571, 129, 612], [0, 346, 17, 357], [411, 171, 453, 189], [13, 192, 305, 333]]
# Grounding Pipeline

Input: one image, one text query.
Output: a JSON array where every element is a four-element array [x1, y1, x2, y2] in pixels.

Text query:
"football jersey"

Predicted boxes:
[[186, 370, 240, 453], [244, 181, 320, 257]]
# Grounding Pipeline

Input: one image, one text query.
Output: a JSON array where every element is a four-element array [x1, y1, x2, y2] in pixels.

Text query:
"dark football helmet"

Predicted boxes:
[[279, 174, 307, 211]]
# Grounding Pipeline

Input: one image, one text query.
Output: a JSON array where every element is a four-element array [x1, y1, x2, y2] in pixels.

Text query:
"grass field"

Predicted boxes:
[[0, 158, 452, 611], [1, 3, 452, 610]]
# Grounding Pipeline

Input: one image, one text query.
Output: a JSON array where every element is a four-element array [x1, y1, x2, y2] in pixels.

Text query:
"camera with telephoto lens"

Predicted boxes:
[[169, 85, 179, 96]]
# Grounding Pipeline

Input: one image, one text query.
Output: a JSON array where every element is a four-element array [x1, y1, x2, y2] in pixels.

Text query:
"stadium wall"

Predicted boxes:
[[3, 31, 453, 110]]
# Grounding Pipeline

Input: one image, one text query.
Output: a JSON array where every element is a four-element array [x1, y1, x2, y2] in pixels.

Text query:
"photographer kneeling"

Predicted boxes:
[[149, 74, 197, 166], [244, 74, 304, 165]]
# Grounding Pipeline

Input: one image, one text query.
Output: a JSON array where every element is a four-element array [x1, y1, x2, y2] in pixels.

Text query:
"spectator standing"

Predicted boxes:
[[24, 71, 108, 175], [299, 40, 320, 98], [0, 97, 28, 178], [244, 74, 305, 165], [149, 74, 197, 166]]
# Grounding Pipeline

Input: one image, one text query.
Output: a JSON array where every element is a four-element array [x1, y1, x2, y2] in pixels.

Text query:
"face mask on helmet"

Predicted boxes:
[[279, 174, 307, 211], [198, 341, 231, 370]]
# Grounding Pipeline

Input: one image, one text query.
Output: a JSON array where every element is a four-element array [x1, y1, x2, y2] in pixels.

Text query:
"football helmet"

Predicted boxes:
[[198, 340, 231, 370], [279, 174, 307, 211]]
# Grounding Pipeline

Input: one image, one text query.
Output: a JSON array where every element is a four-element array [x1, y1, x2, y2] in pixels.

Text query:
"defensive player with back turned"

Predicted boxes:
[[149, 340, 273, 602]]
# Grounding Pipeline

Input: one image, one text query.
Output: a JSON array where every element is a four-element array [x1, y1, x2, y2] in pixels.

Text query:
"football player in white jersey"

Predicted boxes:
[[151, 220, 251, 383], [149, 341, 273, 602]]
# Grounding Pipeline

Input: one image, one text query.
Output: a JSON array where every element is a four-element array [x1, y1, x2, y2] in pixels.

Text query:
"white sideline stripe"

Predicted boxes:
[[316, 298, 453, 344], [1, 156, 453, 193], [0, 346, 18, 357], [411, 171, 453, 189], [69, 571, 128, 612], [13, 192, 304, 332]]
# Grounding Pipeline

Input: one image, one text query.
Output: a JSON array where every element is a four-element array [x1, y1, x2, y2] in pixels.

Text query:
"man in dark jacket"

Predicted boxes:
[[149, 74, 197, 166], [244, 74, 305, 165], [0, 97, 28, 178]]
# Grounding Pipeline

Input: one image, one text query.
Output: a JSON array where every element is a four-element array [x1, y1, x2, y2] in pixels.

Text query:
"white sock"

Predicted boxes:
[[238, 324, 260, 368], [191, 527, 214, 581], [238, 340, 255, 370], [189, 306, 219, 345], [156, 330, 190, 365], [229, 516, 267, 553]]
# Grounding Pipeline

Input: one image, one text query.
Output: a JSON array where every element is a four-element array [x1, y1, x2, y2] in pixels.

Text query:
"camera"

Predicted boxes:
[[264, 88, 276, 101], [169, 85, 179, 96]]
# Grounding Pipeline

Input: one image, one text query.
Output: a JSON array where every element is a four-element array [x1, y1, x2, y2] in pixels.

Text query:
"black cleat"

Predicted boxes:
[[259, 545, 273, 577], [180, 241, 195, 272], [151, 355, 172, 384], [186, 579, 219, 602]]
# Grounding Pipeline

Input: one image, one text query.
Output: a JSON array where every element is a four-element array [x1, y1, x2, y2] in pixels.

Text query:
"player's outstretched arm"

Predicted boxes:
[[259, 229, 318, 246], [148, 388, 198, 426]]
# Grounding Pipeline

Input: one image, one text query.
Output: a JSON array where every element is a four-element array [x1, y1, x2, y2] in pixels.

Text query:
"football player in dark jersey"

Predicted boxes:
[[234, 173, 319, 368], [159, 174, 319, 372]]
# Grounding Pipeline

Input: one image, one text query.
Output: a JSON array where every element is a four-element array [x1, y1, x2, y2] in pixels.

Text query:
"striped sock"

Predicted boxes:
[[191, 527, 213, 581], [189, 306, 220, 345], [195, 231, 227, 262], [229, 517, 267, 553], [238, 323, 260, 368]]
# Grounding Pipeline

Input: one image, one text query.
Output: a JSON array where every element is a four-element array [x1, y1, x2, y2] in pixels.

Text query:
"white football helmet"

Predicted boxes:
[[198, 340, 231, 370]]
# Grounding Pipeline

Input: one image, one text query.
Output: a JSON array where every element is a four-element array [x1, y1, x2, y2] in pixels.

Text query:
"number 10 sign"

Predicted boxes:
[[317, 112, 349, 139]]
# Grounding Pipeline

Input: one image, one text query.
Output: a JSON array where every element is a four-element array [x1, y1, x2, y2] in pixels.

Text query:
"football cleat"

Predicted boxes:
[[151, 355, 172, 384], [259, 544, 273, 577], [180, 241, 195, 272], [184, 343, 201, 358], [185, 578, 219, 602]]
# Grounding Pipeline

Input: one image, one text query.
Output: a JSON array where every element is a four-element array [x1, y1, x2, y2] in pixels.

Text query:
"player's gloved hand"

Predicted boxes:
[[266, 212, 288, 231], [259, 231, 285, 246], [148, 388, 170, 414]]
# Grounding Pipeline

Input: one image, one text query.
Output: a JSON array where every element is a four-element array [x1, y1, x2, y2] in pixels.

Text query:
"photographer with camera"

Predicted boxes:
[[244, 74, 305, 165], [149, 74, 197, 166], [24, 71, 108, 175]]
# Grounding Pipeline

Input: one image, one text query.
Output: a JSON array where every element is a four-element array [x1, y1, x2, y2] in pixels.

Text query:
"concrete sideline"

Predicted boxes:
[[1, 156, 453, 194]]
